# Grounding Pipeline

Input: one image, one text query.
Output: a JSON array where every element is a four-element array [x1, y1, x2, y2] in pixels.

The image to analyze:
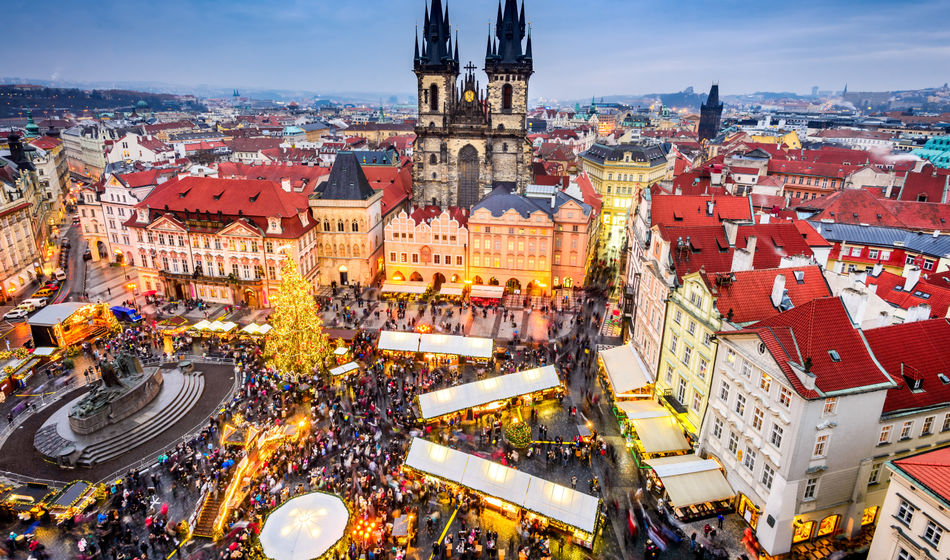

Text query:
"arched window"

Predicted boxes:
[[502, 84, 513, 110], [323, 220, 330, 232], [337, 220, 344, 232], [429, 84, 439, 111], [352, 244, 359, 256], [351, 220, 358, 232], [429, 154, 437, 165], [502, 143, 508, 152]]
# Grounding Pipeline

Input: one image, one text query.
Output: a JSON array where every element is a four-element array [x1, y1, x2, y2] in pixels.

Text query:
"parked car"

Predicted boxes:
[[54, 268, 67, 281], [15, 302, 35, 313], [33, 288, 54, 298], [22, 297, 48, 309], [3, 308, 28, 320]]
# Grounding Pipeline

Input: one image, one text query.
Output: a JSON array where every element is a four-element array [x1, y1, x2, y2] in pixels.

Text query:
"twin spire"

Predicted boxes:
[[415, 0, 532, 73]]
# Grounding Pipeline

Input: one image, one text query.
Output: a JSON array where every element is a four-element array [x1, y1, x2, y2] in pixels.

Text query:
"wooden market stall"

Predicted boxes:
[[380, 281, 429, 299], [644, 455, 734, 521], [402, 438, 602, 548], [597, 343, 653, 401]]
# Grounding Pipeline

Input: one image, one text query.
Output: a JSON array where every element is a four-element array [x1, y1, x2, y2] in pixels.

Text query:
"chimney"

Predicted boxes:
[[280, 177, 291, 192], [871, 262, 883, 277], [706, 199, 715, 216], [724, 221, 738, 247], [770, 274, 787, 308], [730, 237, 756, 272], [840, 287, 868, 327], [903, 266, 921, 292], [905, 303, 931, 324]]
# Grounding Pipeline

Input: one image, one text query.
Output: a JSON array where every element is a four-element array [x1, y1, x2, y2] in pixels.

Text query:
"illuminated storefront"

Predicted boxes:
[[29, 302, 117, 348]]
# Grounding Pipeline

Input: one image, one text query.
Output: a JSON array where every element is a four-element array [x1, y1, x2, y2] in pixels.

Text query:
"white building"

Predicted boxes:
[[698, 296, 897, 556], [106, 133, 175, 165]]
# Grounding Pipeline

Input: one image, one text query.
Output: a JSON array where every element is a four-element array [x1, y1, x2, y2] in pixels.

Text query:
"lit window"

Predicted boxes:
[[698, 358, 708, 380], [879, 425, 892, 444], [823, 397, 838, 416], [779, 387, 792, 408], [760, 373, 772, 393], [900, 420, 914, 440], [691, 390, 702, 412], [813, 434, 829, 458], [735, 394, 746, 416], [921, 416, 934, 436], [752, 408, 764, 431]]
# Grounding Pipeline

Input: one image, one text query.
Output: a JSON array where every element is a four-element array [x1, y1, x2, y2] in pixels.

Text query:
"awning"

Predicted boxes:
[[417, 365, 560, 420], [439, 283, 466, 296], [141, 290, 157, 297], [631, 416, 690, 455], [417, 334, 494, 358], [259, 493, 350, 560], [329, 362, 359, 376], [599, 344, 651, 395], [191, 320, 212, 331], [31, 347, 57, 357], [645, 456, 734, 508], [333, 347, 348, 356], [377, 331, 421, 353], [615, 400, 670, 420], [470, 285, 505, 299], [381, 281, 428, 295], [403, 438, 599, 535]]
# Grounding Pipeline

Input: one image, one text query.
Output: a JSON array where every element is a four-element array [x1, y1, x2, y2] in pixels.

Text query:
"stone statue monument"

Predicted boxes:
[[68, 351, 163, 435]]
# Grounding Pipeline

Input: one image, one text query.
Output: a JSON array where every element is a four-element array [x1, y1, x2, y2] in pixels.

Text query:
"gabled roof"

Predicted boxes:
[[864, 319, 950, 415], [579, 143, 667, 166], [573, 173, 602, 215], [313, 152, 376, 201], [410, 205, 469, 228], [767, 159, 855, 179], [896, 168, 949, 203], [472, 185, 551, 219], [865, 271, 950, 319], [802, 188, 950, 231], [712, 266, 831, 325], [28, 136, 61, 150], [137, 176, 308, 218], [650, 195, 752, 227], [728, 297, 895, 398], [891, 445, 950, 507]]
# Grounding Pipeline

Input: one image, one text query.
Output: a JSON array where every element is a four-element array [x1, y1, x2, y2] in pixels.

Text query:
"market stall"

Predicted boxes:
[[417, 334, 493, 360], [258, 492, 351, 560], [47, 480, 100, 521], [380, 281, 429, 298], [470, 285, 505, 305], [645, 455, 734, 521], [240, 323, 273, 336], [630, 415, 691, 458], [402, 438, 601, 548], [598, 344, 653, 400], [377, 331, 422, 354], [415, 365, 562, 422], [329, 362, 359, 377], [438, 282, 466, 298], [29, 302, 117, 348]]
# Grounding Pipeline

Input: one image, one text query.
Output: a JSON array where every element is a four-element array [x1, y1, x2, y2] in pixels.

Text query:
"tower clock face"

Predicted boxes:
[[464, 89, 475, 102]]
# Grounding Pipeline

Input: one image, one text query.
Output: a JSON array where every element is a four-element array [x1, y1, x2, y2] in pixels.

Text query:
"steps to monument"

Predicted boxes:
[[192, 493, 222, 538], [76, 371, 205, 467]]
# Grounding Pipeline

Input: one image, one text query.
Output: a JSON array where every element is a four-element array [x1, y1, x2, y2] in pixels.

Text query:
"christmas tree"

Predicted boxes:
[[264, 257, 332, 380]]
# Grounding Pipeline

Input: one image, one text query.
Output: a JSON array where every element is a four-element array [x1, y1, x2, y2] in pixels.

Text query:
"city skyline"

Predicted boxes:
[[1, 0, 948, 100]]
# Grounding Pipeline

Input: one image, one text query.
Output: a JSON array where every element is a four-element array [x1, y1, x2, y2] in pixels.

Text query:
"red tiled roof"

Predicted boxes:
[[216, 162, 330, 194], [864, 319, 950, 415], [137, 176, 307, 219], [574, 173, 602, 215], [767, 159, 855, 179], [28, 136, 62, 150], [118, 169, 177, 188], [730, 297, 894, 398], [712, 266, 830, 324], [0, 201, 31, 219], [865, 271, 950, 318], [896, 168, 949, 203], [144, 120, 194, 134], [750, 193, 786, 211], [651, 195, 753, 227], [729, 166, 759, 175], [891, 445, 950, 506], [803, 188, 950, 231], [226, 137, 281, 153], [410, 205, 469, 227], [792, 220, 832, 246], [657, 222, 816, 281], [137, 136, 172, 153]]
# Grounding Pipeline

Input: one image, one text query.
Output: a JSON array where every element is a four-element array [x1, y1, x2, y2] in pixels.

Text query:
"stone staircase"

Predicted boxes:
[[76, 371, 205, 467], [192, 491, 223, 539]]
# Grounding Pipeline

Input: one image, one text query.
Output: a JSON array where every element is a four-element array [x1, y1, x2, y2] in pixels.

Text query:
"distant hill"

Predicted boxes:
[[0, 85, 205, 118]]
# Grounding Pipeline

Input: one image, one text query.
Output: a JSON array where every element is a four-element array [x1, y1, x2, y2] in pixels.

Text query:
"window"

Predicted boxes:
[[803, 477, 819, 500], [780, 387, 793, 408], [823, 397, 838, 416], [702, 332, 712, 347], [740, 360, 752, 378], [921, 416, 934, 436], [880, 250, 891, 260], [728, 431, 739, 454], [389, 252, 396, 262], [687, 320, 696, 336], [665, 364, 674, 385], [456, 256, 462, 266], [691, 390, 702, 412], [900, 421, 914, 440], [879, 425, 892, 444], [669, 334, 678, 353], [501, 84, 513, 110], [868, 249, 879, 259], [727, 349, 736, 364], [743, 446, 756, 471], [760, 373, 772, 393], [762, 464, 774, 490], [896, 500, 916, 524], [924, 259, 935, 271], [869, 463, 881, 485], [681, 345, 691, 366], [923, 520, 942, 547], [698, 358, 708, 380], [896, 549, 917, 560], [713, 417, 723, 439], [770, 424, 783, 449], [906, 255, 916, 266], [943, 413, 950, 432], [813, 434, 829, 458], [752, 408, 764, 431], [434, 255, 441, 265], [412, 253, 419, 263], [735, 394, 746, 416], [673, 309, 682, 324]]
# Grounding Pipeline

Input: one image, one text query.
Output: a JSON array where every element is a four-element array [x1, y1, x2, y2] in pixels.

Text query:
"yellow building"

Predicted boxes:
[[577, 143, 668, 256], [655, 272, 720, 440], [748, 130, 801, 149]]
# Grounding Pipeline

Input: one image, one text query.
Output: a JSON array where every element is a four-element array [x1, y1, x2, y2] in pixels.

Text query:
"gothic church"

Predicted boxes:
[[412, 0, 534, 208]]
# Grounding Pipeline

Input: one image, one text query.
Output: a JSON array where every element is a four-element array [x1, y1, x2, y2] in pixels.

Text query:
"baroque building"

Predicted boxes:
[[412, 0, 533, 208]]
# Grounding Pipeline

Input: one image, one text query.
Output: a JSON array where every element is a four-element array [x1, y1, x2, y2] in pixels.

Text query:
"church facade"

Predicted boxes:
[[411, 0, 534, 208]]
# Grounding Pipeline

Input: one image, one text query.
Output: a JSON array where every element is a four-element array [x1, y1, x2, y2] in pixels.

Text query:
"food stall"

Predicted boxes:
[[402, 438, 602, 548], [377, 331, 422, 357], [329, 362, 359, 377], [257, 492, 352, 560], [3, 483, 54, 521], [415, 365, 562, 424], [47, 480, 101, 521], [0, 349, 41, 395], [380, 281, 429, 300], [437, 282, 466, 300], [239, 323, 273, 337], [598, 343, 653, 401], [644, 455, 734, 521], [418, 333, 493, 364], [29, 302, 118, 348], [469, 285, 505, 306]]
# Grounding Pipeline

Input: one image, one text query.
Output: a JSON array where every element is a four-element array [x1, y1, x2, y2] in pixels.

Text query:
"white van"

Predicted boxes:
[[54, 268, 67, 281], [22, 297, 48, 309]]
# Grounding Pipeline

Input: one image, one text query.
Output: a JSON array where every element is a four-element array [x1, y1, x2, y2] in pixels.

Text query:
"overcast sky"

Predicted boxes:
[[3, 0, 949, 101]]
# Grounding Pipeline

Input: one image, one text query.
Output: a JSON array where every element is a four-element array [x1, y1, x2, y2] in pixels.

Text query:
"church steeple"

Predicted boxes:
[[485, 0, 532, 73], [415, 0, 457, 72]]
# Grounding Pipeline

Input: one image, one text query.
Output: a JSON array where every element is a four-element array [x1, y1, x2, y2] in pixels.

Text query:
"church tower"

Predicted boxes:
[[484, 0, 533, 193], [413, 0, 459, 207], [697, 83, 723, 141]]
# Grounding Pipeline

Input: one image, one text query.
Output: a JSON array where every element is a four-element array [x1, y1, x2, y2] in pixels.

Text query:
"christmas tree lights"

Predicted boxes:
[[264, 258, 332, 380]]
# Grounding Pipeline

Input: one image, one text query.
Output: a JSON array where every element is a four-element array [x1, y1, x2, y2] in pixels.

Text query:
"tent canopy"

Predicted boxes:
[[615, 400, 670, 420], [418, 334, 493, 358], [599, 344, 651, 395], [417, 365, 560, 420], [381, 281, 428, 295], [439, 283, 466, 296], [377, 331, 421, 353], [333, 347, 348, 356], [329, 362, 359, 376], [631, 416, 690, 455], [28, 302, 90, 327], [646, 456, 734, 508], [403, 438, 599, 534], [470, 285, 505, 299], [258, 493, 350, 560]]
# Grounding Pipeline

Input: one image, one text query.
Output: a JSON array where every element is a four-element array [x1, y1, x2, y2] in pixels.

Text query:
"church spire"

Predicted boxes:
[[415, 0, 457, 72], [524, 26, 532, 59], [454, 30, 459, 62], [414, 27, 420, 61], [486, 0, 532, 72]]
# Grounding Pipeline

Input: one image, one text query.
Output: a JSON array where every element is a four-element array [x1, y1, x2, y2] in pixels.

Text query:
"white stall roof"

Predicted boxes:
[[418, 334, 493, 359], [615, 400, 670, 420], [599, 344, 651, 395], [631, 416, 690, 455], [646, 455, 722, 478], [381, 281, 429, 295], [470, 285, 505, 299], [28, 302, 88, 327], [522, 479, 601, 535], [403, 438, 599, 535], [333, 347, 348, 356], [439, 283, 466, 296], [192, 320, 212, 331], [329, 362, 359, 376], [218, 321, 237, 333], [645, 455, 734, 508], [256, 324, 272, 334], [377, 331, 421, 353], [258, 492, 350, 560], [417, 365, 560, 420]]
